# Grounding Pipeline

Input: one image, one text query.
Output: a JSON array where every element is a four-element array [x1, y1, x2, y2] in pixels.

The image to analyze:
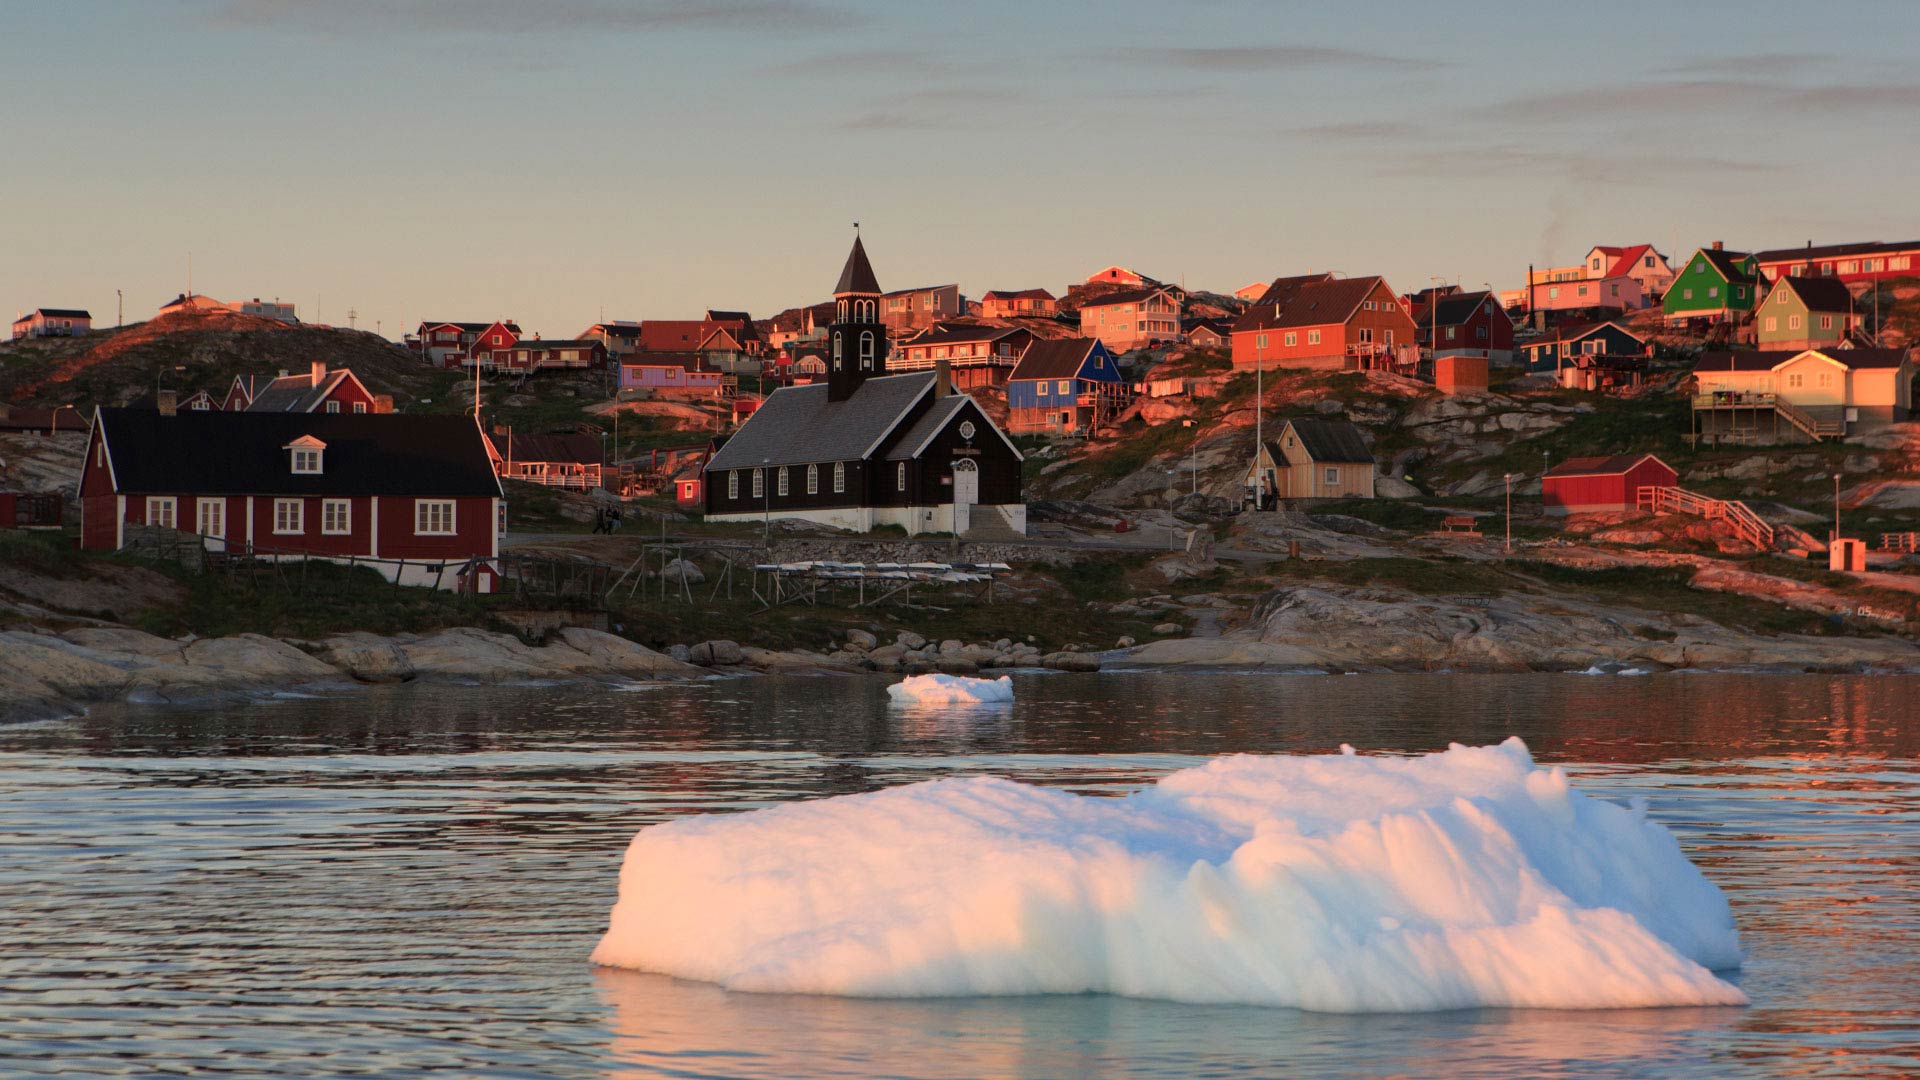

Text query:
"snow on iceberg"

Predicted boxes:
[[590, 738, 1746, 1012], [885, 673, 1014, 706]]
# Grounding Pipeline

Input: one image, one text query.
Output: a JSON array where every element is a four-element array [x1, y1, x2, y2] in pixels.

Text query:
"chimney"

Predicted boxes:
[[374, 394, 394, 414], [156, 390, 178, 417], [934, 355, 952, 398], [1711, 240, 1724, 251], [310, 360, 327, 387]]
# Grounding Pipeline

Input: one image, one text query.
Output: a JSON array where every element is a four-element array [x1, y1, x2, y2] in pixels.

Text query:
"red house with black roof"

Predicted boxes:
[[78, 406, 503, 590]]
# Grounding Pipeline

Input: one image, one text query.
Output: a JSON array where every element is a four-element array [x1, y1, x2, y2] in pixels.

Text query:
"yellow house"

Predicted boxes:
[[1691, 346, 1913, 441], [1246, 418, 1376, 507]]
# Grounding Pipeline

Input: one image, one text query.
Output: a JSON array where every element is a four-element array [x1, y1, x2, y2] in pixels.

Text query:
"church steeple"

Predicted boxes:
[[827, 231, 886, 402]]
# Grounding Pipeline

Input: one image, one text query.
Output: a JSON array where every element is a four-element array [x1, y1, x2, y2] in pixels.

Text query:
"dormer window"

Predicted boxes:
[[286, 435, 326, 475]]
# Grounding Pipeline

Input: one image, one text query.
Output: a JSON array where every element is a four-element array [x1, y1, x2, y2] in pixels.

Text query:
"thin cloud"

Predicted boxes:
[[1111, 45, 1446, 72], [1385, 144, 1781, 182], [768, 48, 961, 77], [206, 0, 849, 35], [1480, 77, 1920, 124], [1293, 120, 1418, 142], [1654, 51, 1839, 77]]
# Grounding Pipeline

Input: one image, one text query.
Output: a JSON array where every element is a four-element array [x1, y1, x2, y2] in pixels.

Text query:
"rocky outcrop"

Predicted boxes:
[[1125, 585, 1920, 672]]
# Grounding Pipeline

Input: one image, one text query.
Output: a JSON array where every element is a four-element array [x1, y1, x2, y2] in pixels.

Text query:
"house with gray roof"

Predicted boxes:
[[703, 236, 1024, 537], [240, 363, 383, 414], [1245, 418, 1377, 506]]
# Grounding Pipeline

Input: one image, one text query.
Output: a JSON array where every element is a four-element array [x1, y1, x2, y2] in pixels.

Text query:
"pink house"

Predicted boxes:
[[1529, 273, 1643, 312]]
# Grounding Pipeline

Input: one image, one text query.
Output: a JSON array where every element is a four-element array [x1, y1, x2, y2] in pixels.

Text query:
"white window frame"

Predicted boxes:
[[321, 498, 351, 535], [324, 400, 341, 414], [146, 496, 177, 530], [1308, 329, 1321, 345], [805, 464, 818, 495], [833, 461, 846, 494], [1284, 332, 1297, 346], [777, 467, 789, 496], [1057, 379, 1071, 394], [353, 402, 367, 414], [413, 499, 456, 536], [1324, 467, 1339, 484], [728, 471, 739, 499], [273, 498, 304, 535], [751, 469, 764, 499], [291, 448, 323, 474], [896, 461, 907, 491]]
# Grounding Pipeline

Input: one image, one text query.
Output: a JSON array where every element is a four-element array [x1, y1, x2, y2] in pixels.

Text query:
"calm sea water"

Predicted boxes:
[[2, 673, 1916, 1079]]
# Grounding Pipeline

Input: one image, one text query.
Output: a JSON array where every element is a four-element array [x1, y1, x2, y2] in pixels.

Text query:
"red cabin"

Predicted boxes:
[[1541, 453, 1678, 515]]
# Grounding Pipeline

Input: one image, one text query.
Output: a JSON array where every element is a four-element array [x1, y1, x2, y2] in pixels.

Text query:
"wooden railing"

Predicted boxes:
[[1639, 486, 1775, 550], [1882, 532, 1919, 553], [1691, 392, 1845, 440]]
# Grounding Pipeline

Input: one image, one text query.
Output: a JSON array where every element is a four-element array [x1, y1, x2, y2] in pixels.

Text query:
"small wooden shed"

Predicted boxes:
[[1541, 453, 1677, 514]]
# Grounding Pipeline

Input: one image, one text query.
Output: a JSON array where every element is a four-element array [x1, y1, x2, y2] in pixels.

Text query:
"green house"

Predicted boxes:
[[1756, 275, 1857, 350], [1663, 246, 1761, 323]]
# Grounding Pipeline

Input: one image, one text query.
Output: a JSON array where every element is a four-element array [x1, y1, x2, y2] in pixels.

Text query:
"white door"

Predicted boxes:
[[197, 499, 225, 552], [951, 459, 978, 533]]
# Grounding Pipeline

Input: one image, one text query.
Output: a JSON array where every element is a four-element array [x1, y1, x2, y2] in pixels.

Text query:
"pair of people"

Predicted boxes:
[[592, 504, 625, 534]]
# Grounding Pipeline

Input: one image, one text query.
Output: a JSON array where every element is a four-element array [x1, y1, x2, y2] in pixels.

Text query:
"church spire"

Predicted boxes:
[[835, 234, 881, 297], [826, 231, 887, 402]]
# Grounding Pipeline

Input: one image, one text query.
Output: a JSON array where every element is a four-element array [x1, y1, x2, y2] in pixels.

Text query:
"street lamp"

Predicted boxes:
[[1504, 472, 1514, 553]]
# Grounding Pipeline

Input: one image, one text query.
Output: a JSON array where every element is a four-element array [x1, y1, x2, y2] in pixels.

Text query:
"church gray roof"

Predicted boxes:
[[834, 235, 881, 296], [705, 371, 933, 472]]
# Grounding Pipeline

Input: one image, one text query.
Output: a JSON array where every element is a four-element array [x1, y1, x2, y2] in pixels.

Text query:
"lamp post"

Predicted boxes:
[[1833, 472, 1842, 542], [1504, 472, 1514, 554]]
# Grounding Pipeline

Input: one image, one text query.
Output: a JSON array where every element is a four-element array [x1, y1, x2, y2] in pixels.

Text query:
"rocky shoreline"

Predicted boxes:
[[4, 588, 1917, 723]]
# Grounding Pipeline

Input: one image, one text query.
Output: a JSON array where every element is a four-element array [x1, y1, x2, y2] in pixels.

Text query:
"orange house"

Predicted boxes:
[[1230, 275, 1418, 371]]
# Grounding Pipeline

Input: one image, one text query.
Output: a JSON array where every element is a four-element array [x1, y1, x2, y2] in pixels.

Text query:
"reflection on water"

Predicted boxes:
[[1, 673, 1916, 1079]]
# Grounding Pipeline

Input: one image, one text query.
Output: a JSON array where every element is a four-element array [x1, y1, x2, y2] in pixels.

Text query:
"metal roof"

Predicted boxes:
[[705, 371, 934, 472]]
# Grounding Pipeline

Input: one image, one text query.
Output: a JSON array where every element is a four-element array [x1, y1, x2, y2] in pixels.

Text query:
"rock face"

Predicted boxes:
[[691, 639, 745, 666], [1125, 585, 1920, 672], [312, 633, 417, 683]]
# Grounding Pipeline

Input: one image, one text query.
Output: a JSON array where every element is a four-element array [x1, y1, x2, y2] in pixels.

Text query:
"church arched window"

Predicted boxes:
[[859, 331, 875, 369], [832, 334, 842, 369]]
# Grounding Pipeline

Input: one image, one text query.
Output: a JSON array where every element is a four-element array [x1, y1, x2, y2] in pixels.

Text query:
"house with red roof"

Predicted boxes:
[[894, 323, 1033, 389], [1584, 245, 1674, 299], [979, 289, 1057, 319], [412, 320, 522, 367], [1542, 454, 1678, 515], [1230, 274, 1418, 372], [1753, 240, 1920, 288]]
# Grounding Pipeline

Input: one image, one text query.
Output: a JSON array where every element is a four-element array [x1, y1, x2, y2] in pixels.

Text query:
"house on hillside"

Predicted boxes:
[[1558, 354, 1649, 393], [1542, 454, 1677, 514], [158, 294, 235, 317], [702, 235, 1025, 537], [880, 285, 962, 332], [1518, 320, 1648, 373], [78, 406, 502, 591], [241, 363, 384, 414], [894, 323, 1032, 389], [620, 353, 728, 396], [1078, 285, 1182, 352], [414, 320, 521, 367], [1664, 245, 1762, 325], [12, 308, 91, 339], [1085, 266, 1151, 287], [1231, 274, 1418, 372], [1691, 347, 1913, 440], [134, 389, 218, 413], [1756, 275, 1859, 351], [485, 429, 605, 490], [1183, 317, 1232, 348], [1245, 418, 1376, 508], [236, 298, 298, 323], [495, 338, 608, 374], [580, 321, 644, 359], [703, 310, 765, 355], [1006, 338, 1128, 437], [1416, 290, 1514, 366], [1753, 240, 1920, 287], [1586, 245, 1674, 299], [1233, 281, 1271, 302], [639, 316, 761, 373], [1525, 272, 1643, 313], [979, 288, 1057, 319]]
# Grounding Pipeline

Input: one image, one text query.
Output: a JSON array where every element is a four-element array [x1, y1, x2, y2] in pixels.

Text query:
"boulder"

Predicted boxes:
[[555, 627, 704, 679], [1041, 651, 1102, 672], [938, 639, 966, 657], [1152, 622, 1182, 635], [1115, 635, 1137, 648], [896, 631, 928, 650], [666, 644, 693, 663], [691, 639, 745, 666], [181, 634, 340, 682], [313, 632, 418, 683], [660, 558, 706, 586], [844, 628, 878, 651]]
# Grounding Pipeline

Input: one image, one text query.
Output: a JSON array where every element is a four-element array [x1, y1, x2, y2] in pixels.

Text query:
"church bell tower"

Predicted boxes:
[[827, 232, 887, 402]]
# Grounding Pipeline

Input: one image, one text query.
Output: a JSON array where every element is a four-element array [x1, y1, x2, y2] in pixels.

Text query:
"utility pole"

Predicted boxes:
[[347, 308, 358, 330], [116, 289, 123, 327], [1504, 473, 1514, 554]]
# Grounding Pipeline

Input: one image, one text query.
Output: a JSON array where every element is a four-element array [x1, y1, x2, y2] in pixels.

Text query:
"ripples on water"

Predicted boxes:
[[1, 673, 1916, 1078]]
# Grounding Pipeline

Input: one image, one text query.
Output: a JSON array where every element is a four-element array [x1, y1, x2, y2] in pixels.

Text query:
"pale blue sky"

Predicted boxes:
[[4, 0, 1917, 339]]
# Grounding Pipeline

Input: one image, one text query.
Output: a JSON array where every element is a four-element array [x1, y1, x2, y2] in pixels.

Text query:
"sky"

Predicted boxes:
[[4, 0, 1918, 340]]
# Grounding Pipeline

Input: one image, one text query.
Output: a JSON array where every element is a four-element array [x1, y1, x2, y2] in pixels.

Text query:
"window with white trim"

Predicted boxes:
[[896, 461, 907, 491], [353, 402, 367, 414], [291, 448, 322, 474], [1284, 332, 1297, 346], [751, 469, 763, 498], [1256, 333, 1268, 349], [806, 465, 818, 495], [1789, 315, 1802, 330], [95, 441, 104, 467], [1308, 329, 1321, 345], [777, 467, 789, 496], [1765, 317, 1777, 332], [273, 498, 304, 535], [321, 499, 351, 535], [833, 461, 845, 493], [325, 400, 341, 414], [1057, 380, 1071, 394], [1036, 381, 1049, 397], [197, 498, 223, 538], [1324, 467, 1339, 484], [414, 500, 455, 535], [146, 496, 176, 530], [1821, 315, 1834, 330], [728, 471, 739, 499], [859, 331, 875, 369]]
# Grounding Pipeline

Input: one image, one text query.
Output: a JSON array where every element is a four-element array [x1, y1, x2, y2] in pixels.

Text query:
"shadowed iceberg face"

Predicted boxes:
[[590, 738, 1746, 1012]]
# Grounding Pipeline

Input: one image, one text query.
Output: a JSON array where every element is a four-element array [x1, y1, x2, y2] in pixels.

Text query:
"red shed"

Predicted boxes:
[[1541, 453, 1677, 515]]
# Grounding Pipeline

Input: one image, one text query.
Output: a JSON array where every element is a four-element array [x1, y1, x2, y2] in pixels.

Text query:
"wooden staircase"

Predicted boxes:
[[1772, 397, 1847, 440], [1639, 486, 1775, 550]]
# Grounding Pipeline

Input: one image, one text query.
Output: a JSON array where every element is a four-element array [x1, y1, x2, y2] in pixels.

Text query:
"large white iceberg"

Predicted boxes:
[[885, 673, 1015, 705], [590, 738, 1746, 1012]]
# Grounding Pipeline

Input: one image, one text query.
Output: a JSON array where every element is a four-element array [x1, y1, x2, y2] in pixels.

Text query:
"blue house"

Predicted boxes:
[[1520, 320, 1649, 373], [1006, 337, 1127, 436]]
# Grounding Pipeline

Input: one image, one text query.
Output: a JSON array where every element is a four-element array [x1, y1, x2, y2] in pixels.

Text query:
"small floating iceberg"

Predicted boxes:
[[884, 673, 1014, 706], [591, 738, 1746, 1012]]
